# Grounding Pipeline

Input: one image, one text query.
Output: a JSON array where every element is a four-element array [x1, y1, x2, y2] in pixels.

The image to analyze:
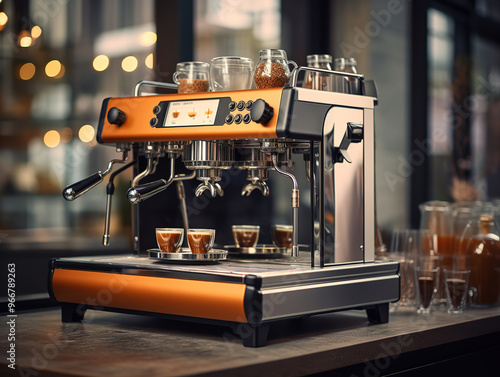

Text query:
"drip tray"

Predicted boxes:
[[148, 248, 228, 264], [224, 244, 289, 258]]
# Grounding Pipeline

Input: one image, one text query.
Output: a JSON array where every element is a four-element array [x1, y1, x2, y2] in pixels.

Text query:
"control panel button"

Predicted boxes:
[[107, 107, 126, 125], [250, 99, 274, 125], [150, 117, 158, 127], [229, 101, 236, 111], [225, 114, 234, 124], [153, 105, 161, 115], [237, 100, 245, 111], [245, 100, 253, 110], [234, 114, 243, 124], [243, 114, 251, 124]]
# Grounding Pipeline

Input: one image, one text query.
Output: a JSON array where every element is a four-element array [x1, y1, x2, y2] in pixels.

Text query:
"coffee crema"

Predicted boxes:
[[445, 278, 467, 308], [233, 230, 258, 248], [272, 226, 293, 248], [187, 232, 214, 254], [156, 230, 183, 253], [418, 276, 435, 309]]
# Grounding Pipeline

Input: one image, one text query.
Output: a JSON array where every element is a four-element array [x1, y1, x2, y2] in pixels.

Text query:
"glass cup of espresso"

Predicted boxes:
[[232, 225, 260, 248], [271, 225, 293, 248], [187, 228, 215, 254], [415, 266, 439, 313], [156, 228, 184, 253], [172, 61, 210, 94], [210, 56, 254, 91], [443, 269, 470, 314]]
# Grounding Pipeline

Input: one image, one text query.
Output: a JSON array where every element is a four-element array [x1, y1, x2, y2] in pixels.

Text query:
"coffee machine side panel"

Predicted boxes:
[[321, 107, 365, 265]]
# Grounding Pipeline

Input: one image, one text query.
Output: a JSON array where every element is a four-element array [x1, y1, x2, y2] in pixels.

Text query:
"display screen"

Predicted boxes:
[[163, 99, 220, 127]]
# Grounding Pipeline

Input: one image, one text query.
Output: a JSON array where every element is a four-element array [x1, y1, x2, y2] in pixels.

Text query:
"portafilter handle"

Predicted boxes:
[[127, 179, 169, 204], [63, 172, 103, 201]]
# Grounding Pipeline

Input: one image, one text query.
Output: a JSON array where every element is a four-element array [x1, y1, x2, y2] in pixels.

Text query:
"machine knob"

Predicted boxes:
[[250, 99, 274, 125], [107, 107, 126, 125], [347, 123, 363, 143]]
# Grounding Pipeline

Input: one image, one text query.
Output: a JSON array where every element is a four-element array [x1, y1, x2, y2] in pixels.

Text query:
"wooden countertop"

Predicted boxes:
[[2, 305, 500, 376]]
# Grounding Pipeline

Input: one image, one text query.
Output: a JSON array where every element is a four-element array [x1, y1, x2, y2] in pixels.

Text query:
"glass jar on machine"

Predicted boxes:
[[303, 54, 333, 91]]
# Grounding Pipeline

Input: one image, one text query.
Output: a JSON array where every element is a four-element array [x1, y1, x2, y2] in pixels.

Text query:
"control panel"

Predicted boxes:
[[97, 88, 284, 144]]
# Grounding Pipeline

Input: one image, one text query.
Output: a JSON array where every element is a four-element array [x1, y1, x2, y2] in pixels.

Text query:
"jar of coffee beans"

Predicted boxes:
[[173, 61, 210, 94], [253, 49, 297, 89]]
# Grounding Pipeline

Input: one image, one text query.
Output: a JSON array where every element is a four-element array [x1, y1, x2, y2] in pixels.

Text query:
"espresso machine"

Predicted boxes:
[[49, 67, 400, 347]]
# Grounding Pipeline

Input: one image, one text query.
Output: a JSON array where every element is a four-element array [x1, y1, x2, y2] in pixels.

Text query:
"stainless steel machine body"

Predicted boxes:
[[51, 69, 399, 347]]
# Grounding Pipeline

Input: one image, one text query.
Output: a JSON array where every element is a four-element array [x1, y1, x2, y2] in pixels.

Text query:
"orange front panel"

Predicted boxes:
[[52, 269, 248, 323], [99, 88, 284, 143]]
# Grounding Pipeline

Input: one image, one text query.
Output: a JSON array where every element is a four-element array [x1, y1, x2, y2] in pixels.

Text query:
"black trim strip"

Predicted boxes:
[[96, 97, 111, 144]]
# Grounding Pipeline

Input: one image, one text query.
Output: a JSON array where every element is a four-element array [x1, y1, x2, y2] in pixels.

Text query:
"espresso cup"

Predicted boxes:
[[156, 228, 184, 253], [187, 228, 215, 254], [271, 225, 293, 248], [210, 56, 254, 91], [232, 225, 260, 248], [172, 61, 210, 94]]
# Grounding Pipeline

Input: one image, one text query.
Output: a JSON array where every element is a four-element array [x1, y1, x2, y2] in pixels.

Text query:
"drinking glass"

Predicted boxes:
[[186, 229, 215, 254], [389, 229, 425, 309], [210, 56, 254, 91], [156, 228, 184, 253], [415, 266, 439, 313], [443, 269, 470, 314], [232, 225, 260, 248]]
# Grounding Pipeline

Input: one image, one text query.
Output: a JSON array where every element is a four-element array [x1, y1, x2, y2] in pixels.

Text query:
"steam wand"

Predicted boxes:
[[102, 160, 135, 246], [176, 180, 190, 247], [271, 154, 299, 257]]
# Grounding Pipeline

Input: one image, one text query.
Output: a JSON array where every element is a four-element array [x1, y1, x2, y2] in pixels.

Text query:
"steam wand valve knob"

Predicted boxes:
[[107, 107, 126, 125]]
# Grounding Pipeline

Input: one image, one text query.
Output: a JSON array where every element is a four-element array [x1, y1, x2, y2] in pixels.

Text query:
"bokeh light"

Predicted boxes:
[[19, 63, 36, 80], [45, 60, 64, 78], [31, 25, 42, 39], [0, 12, 8, 31], [140, 31, 157, 46], [121, 56, 138, 72], [93, 55, 109, 72], [145, 53, 154, 69], [78, 125, 95, 143], [18, 30, 32, 47], [43, 130, 61, 148]]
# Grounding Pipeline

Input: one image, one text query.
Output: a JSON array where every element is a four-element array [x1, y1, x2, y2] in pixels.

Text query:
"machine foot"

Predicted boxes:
[[235, 324, 270, 348], [61, 303, 87, 323], [366, 303, 389, 324]]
